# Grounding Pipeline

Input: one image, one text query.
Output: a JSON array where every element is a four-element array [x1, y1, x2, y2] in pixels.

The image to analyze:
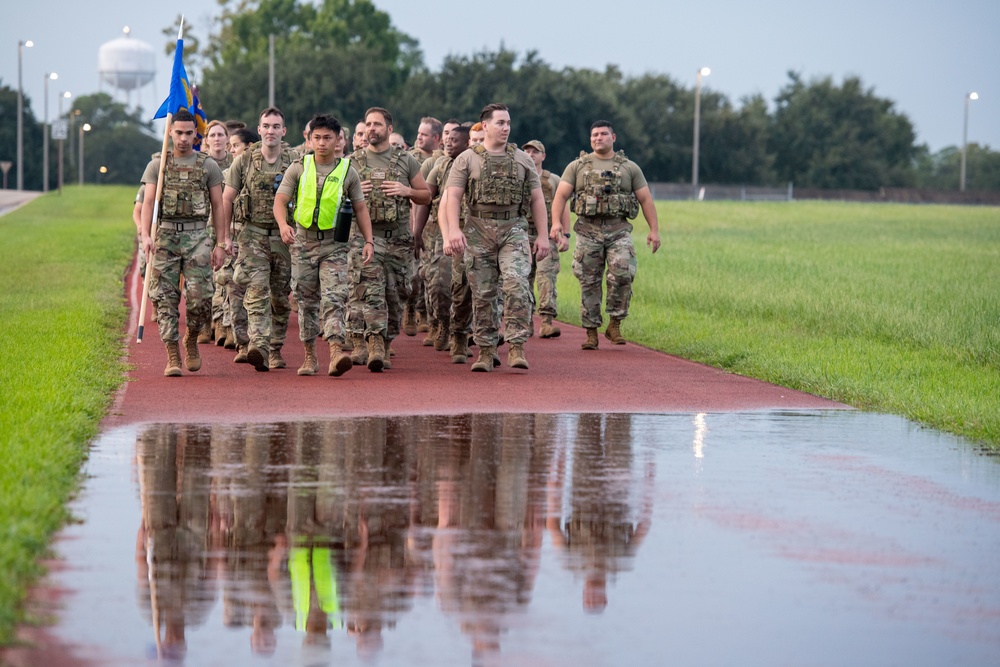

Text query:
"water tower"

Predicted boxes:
[[98, 26, 156, 108]]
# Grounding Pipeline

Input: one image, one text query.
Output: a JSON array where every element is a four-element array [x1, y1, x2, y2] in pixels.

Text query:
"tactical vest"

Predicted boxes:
[[410, 146, 441, 166], [467, 143, 524, 208], [352, 146, 408, 224], [237, 142, 297, 227], [522, 168, 555, 223], [429, 155, 469, 227], [160, 152, 209, 220], [572, 150, 640, 220], [293, 155, 351, 230]]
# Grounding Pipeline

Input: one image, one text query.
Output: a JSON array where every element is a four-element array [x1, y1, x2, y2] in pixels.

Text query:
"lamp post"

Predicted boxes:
[[79, 123, 91, 185], [17, 39, 33, 191], [692, 66, 711, 195], [960, 91, 979, 192], [43, 72, 57, 193], [57, 91, 71, 193]]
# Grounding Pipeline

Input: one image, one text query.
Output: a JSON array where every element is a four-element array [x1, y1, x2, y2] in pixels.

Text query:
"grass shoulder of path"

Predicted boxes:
[[555, 201, 1000, 448], [0, 186, 134, 644]]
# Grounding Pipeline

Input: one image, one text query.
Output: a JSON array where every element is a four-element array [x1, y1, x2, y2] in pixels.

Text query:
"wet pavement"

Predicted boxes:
[[30, 411, 1000, 666]]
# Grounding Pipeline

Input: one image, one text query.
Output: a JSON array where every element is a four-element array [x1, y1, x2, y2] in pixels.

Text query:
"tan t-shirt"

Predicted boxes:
[[560, 152, 648, 194], [276, 157, 364, 226], [446, 145, 541, 212], [140, 153, 224, 224]]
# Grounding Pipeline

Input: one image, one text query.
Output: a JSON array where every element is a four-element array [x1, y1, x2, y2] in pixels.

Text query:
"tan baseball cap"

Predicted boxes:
[[521, 139, 546, 153]]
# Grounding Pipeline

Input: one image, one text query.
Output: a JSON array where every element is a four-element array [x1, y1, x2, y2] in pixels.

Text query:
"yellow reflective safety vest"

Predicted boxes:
[[293, 155, 350, 230]]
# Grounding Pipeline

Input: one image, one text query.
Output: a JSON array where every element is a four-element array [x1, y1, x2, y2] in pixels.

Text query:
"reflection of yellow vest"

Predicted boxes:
[[290, 546, 341, 631], [293, 155, 350, 230]]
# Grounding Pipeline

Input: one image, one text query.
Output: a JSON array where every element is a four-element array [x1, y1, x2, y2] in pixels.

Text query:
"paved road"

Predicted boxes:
[[0, 190, 41, 217]]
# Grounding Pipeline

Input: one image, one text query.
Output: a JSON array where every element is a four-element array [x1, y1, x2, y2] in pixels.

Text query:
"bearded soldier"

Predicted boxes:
[[550, 120, 661, 350], [140, 109, 228, 376], [221, 107, 299, 372], [403, 116, 444, 339], [346, 106, 431, 371], [443, 103, 550, 372]]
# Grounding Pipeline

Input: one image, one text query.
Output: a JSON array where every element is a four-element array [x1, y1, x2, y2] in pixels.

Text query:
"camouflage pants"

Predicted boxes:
[[149, 227, 213, 342], [345, 235, 365, 337], [528, 231, 560, 318], [572, 217, 637, 328], [235, 227, 292, 352], [423, 223, 452, 328], [450, 246, 472, 336], [214, 256, 235, 326], [352, 228, 413, 342], [292, 233, 350, 344], [417, 223, 438, 321], [464, 216, 532, 347]]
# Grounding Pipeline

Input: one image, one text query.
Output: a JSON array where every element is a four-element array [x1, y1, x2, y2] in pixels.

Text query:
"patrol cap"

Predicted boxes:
[[521, 140, 546, 153]]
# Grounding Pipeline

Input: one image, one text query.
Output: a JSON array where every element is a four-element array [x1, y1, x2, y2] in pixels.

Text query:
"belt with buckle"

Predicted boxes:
[[159, 220, 208, 232], [470, 209, 518, 220], [372, 222, 408, 238], [298, 226, 335, 241], [244, 223, 281, 236]]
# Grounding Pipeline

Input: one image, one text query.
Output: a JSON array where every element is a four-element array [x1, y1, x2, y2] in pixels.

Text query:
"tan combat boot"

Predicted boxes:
[[234, 344, 249, 363], [471, 345, 497, 372], [434, 320, 451, 351], [450, 333, 469, 364], [402, 304, 417, 336], [349, 333, 368, 365], [297, 339, 318, 376], [183, 330, 202, 372], [539, 316, 561, 339], [329, 341, 353, 377], [269, 346, 286, 369], [198, 321, 213, 344], [416, 311, 430, 333], [246, 344, 269, 372], [605, 318, 626, 345], [422, 321, 437, 346], [163, 341, 183, 377], [581, 328, 600, 350], [367, 335, 385, 372], [507, 343, 529, 369], [224, 328, 237, 349], [214, 321, 227, 346]]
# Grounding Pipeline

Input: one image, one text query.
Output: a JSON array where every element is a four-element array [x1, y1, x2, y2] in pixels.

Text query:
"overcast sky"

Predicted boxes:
[[2, 0, 997, 153]]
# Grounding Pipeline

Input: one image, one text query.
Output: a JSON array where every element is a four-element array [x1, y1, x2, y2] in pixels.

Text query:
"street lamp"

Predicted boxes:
[[79, 123, 91, 186], [692, 66, 711, 195], [960, 91, 979, 192], [58, 91, 71, 193], [43, 72, 58, 193], [17, 39, 33, 191]]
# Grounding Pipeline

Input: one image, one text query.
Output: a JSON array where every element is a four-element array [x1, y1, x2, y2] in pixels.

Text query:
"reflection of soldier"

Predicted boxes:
[[546, 414, 654, 613], [431, 414, 548, 664], [135, 424, 218, 660]]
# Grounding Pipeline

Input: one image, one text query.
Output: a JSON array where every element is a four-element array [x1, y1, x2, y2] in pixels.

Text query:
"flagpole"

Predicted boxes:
[[138, 17, 184, 344]]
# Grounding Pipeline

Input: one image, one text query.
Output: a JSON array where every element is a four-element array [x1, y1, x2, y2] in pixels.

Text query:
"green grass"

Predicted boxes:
[[555, 201, 1000, 447], [0, 185, 134, 644]]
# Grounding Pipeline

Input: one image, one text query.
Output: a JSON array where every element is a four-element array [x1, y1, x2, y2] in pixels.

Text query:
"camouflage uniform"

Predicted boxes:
[[447, 144, 540, 348], [207, 152, 232, 329], [566, 150, 642, 328], [407, 148, 441, 327], [426, 155, 460, 335], [226, 143, 298, 355], [348, 146, 421, 344], [524, 168, 561, 320], [144, 152, 221, 343]]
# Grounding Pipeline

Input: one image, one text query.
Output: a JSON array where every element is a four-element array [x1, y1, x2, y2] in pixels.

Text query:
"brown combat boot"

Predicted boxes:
[[507, 343, 529, 369], [471, 345, 497, 372], [328, 341, 353, 377], [416, 311, 430, 333], [450, 333, 469, 364], [342, 336, 353, 352], [214, 321, 227, 346], [581, 328, 599, 350], [539, 316, 561, 339], [234, 344, 249, 363], [163, 341, 183, 377], [605, 318, 626, 345], [402, 304, 417, 336], [422, 321, 437, 346], [246, 344, 270, 372], [224, 328, 237, 349], [367, 335, 385, 372], [349, 333, 367, 365], [198, 321, 213, 344], [183, 330, 202, 372], [434, 320, 451, 351], [269, 347, 286, 369], [297, 340, 318, 376]]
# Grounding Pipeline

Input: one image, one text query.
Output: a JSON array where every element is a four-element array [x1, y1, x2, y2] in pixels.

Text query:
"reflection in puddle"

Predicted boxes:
[[46, 412, 1000, 666]]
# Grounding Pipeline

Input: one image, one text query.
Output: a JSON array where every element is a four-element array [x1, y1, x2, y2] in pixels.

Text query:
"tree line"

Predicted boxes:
[[2, 0, 998, 191]]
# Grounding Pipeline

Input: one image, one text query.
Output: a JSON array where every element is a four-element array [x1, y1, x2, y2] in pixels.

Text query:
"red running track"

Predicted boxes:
[[107, 256, 847, 427]]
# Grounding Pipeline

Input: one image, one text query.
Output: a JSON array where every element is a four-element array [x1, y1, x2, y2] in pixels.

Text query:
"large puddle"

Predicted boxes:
[[45, 412, 1000, 665]]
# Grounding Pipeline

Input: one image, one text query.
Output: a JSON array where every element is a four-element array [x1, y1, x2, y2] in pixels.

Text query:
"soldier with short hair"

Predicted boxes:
[[273, 114, 375, 377], [222, 106, 299, 372], [521, 140, 570, 339], [140, 109, 228, 376], [550, 120, 661, 349], [444, 103, 550, 372]]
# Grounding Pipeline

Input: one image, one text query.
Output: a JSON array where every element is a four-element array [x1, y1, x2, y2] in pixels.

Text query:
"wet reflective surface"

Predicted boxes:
[[47, 412, 1000, 666]]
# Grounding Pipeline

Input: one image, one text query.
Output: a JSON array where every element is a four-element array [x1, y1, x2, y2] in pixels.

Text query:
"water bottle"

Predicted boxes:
[[333, 199, 352, 242]]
